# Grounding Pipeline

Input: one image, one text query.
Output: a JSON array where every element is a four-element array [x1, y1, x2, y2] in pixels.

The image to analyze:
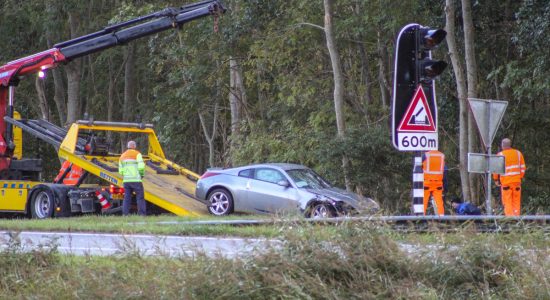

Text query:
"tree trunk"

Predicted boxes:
[[46, 36, 67, 125], [229, 56, 246, 164], [353, 2, 373, 106], [65, 62, 82, 125], [123, 44, 136, 123], [358, 42, 374, 106], [462, 0, 480, 202], [445, 0, 471, 199], [65, 12, 82, 126], [34, 77, 50, 121], [121, 44, 136, 151], [106, 56, 115, 145], [324, 0, 351, 191], [377, 31, 391, 108], [229, 57, 241, 136], [84, 56, 97, 116], [198, 101, 219, 168], [51, 68, 67, 125]]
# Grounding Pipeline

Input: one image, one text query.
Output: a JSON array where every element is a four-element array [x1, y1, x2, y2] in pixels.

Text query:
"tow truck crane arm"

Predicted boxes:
[[0, 0, 225, 174]]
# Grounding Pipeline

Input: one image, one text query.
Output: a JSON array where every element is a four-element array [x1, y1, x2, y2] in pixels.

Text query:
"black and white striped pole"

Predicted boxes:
[[412, 152, 424, 215]]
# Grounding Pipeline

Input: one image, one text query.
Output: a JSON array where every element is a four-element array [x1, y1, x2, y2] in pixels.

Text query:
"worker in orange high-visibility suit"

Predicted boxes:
[[54, 160, 84, 186], [492, 138, 525, 216], [423, 150, 446, 216]]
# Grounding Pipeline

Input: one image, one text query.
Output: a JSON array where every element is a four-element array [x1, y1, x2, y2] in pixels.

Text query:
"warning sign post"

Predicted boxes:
[[395, 85, 438, 151], [391, 23, 445, 153], [391, 23, 447, 215]]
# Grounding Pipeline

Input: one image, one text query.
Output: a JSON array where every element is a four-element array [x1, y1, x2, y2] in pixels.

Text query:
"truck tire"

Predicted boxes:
[[30, 187, 56, 219]]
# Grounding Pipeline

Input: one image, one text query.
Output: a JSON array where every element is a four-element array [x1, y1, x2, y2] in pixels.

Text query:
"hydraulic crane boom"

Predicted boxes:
[[0, 0, 225, 175]]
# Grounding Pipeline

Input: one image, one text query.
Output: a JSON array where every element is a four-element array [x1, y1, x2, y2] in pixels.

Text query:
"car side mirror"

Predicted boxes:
[[277, 180, 290, 188]]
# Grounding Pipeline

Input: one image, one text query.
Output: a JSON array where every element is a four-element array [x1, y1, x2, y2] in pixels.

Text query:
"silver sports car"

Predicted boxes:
[[195, 163, 379, 218]]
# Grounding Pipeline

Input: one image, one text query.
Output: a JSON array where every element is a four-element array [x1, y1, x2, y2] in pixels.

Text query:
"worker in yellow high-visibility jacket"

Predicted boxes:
[[493, 138, 526, 216], [119, 140, 146, 216], [423, 150, 446, 216]]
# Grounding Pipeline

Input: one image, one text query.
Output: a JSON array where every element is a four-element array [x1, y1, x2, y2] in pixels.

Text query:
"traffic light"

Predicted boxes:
[[393, 24, 447, 89], [392, 23, 448, 150], [416, 27, 447, 83]]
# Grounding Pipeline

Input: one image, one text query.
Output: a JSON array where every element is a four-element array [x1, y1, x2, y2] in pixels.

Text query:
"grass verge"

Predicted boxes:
[[0, 223, 548, 299], [0, 214, 283, 237]]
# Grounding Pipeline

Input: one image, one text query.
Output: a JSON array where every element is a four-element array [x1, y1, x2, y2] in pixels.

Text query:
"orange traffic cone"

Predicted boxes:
[[95, 190, 111, 210]]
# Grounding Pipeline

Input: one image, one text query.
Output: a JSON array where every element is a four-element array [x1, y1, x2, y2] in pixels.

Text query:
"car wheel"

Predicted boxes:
[[207, 188, 233, 216], [310, 203, 336, 219]]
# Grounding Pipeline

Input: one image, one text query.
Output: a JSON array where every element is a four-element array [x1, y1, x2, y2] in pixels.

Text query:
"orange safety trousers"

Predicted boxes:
[[501, 182, 521, 216], [424, 181, 444, 216]]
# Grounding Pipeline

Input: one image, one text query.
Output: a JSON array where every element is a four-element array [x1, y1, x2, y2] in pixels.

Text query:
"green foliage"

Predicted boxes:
[[0, 0, 548, 213]]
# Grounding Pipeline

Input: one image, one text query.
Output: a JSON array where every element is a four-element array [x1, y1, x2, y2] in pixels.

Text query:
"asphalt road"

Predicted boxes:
[[0, 231, 281, 257]]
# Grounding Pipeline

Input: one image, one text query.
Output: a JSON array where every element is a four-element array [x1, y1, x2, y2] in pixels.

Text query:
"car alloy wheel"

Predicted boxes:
[[208, 189, 233, 216], [311, 203, 336, 218]]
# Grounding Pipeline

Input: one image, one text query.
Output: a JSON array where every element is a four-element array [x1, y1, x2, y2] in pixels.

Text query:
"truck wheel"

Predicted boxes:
[[30, 187, 55, 219]]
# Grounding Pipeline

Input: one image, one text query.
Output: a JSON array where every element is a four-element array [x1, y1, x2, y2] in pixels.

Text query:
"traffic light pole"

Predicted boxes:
[[392, 23, 447, 215], [412, 152, 424, 215]]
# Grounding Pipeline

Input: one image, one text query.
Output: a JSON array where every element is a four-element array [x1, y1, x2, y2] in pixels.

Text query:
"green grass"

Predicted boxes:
[[0, 214, 285, 237], [0, 214, 548, 247], [0, 223, 548, 299]]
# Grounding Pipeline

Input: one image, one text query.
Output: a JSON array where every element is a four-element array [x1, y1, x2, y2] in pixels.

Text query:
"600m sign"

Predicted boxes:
[[398, 133, 437, 151]]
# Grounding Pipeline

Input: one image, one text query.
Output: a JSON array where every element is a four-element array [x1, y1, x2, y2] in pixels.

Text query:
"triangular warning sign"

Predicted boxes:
[[398, 85, 436, 132]]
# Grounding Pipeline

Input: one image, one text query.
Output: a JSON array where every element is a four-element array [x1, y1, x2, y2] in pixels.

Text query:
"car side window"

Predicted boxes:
[[254, 168, 285, 184], [238, 169, 254, 178]]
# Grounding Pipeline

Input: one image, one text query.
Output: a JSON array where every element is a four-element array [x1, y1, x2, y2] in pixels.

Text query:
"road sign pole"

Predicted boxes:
[[468, 98, 508, 215], [486, 145, 493, 215], [485, 99, 492, 215]]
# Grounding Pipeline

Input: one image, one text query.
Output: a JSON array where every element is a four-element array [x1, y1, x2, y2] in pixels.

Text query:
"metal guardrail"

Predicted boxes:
[[137, 215, 550, 228]]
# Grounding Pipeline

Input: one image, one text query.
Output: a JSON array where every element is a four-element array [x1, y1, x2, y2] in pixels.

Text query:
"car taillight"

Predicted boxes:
[[109, 184, 125, 194], [200, 172, 219, 179]]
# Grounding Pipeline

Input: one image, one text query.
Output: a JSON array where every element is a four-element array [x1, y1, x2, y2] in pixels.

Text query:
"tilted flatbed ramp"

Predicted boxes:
[[8, 118, 207, 216], [80, 156, 207, 216]]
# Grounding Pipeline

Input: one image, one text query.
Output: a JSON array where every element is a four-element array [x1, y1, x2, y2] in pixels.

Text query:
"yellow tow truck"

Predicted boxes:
[[3, 118, 207, 218]]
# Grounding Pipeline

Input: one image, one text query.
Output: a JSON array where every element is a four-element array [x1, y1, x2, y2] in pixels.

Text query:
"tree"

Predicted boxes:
[[229, 56, 246, 164], [324, 0, 351, 191], [199, 101, 220, 168], [65, 10, 83, 125], [445, 0, 471, 200], [462, 0, 481, 202]]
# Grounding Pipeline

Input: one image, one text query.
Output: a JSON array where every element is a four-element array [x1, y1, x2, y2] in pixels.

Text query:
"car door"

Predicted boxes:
[[232, 168, 255, 212], [247, 167, 297, 214]]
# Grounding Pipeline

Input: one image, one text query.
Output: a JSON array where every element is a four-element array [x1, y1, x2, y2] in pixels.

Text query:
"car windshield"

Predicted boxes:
[[286, 168, 331, 189]]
